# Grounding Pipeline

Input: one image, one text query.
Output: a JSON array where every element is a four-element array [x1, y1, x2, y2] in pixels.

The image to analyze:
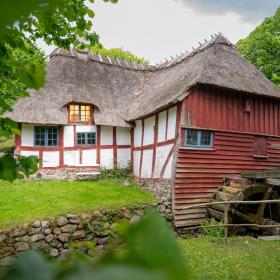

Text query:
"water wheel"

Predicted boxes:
[[207, 175, 280, 235]]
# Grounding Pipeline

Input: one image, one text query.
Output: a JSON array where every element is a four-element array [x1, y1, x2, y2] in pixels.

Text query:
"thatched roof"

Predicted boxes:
[[7, 34, 280, 127]]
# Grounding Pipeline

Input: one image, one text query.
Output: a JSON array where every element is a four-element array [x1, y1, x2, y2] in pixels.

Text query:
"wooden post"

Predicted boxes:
[[224, 202, 229, 246]]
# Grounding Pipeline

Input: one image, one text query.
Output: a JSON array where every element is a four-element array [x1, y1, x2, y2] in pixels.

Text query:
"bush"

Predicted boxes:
[[99, 163, 132, 179]]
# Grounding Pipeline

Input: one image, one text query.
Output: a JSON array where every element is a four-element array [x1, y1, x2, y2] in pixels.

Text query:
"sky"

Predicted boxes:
[[38, 0, 278, 64]]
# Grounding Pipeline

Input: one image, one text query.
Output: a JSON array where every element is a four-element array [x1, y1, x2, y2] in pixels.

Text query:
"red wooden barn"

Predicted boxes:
[[8, 34, 280, 227]]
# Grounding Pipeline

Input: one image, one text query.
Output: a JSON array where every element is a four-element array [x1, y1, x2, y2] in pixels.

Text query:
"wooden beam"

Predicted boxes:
[[152, 113, 159, 178], [139, 119, 145, 178]]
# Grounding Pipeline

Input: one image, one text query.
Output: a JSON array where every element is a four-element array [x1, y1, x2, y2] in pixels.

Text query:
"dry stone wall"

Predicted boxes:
[[139, 179, 173, 222], [0, 203, 172, 266]]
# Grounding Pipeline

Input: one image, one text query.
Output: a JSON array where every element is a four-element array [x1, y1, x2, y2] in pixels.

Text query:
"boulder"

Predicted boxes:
[[0, 246, 15, 257], [45, 234, 54, 243], [43, 228, 52, 235], [61, 224, 77, 233], [15, 242, 29, 252], [57, 216, 68, 227], [41, 221, 50, 229], [0, 233, 6, 243], [32, 221, 41, 228], [49, 248, 59, 257], [10, 229, 26, 238], [72, 230, 86, 240], [28, 227, 41, 235], [50, 239, 63, 249], [57, 233, 69, 243], [130, 215, 141, 224], [66, 214, 77, 219], [53, 227, 62, 235], [30, 233, 44, 243]]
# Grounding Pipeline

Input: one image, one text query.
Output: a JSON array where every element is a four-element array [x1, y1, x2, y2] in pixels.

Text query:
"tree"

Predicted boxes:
[[0, 0, 117, 180], [237, 7, 280, 87], [91, 44, 149, 64]]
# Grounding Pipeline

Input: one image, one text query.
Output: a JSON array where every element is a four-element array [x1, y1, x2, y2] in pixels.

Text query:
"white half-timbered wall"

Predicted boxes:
[[17, 105, 178, 178], [19, 124, 131, 169], [132, 105, 178, 179]]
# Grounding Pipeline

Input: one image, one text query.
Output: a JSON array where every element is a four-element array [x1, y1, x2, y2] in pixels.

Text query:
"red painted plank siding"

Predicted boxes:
[[175, 86, 280, 227], [174, 131, 280, 227], [182, 86, 280, 136]]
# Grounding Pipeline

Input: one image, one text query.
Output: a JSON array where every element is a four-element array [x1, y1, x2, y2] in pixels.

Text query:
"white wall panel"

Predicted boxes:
[[100, 126, 113, 145], [143, 116, 155, 146], [21, 124, 34, 146], [100, 149, 114, 168], [133, 151, 141, 177], [167, 106, 177, 140], [64, 150, 79, 166], [82, 149, 97, 166], [42, 151, 59, 168], [163, 156, 173, 179], [64, 126, 75, 147], [134, 120, 142, 147], [76, 125, 96, 133], [141, 149, 153, 178], [116, 127, 131, 145], [117, 148, 131, 167], [158, 111, 167, 142], [20, 150, 39, 158], [154, 144, 173, 178]]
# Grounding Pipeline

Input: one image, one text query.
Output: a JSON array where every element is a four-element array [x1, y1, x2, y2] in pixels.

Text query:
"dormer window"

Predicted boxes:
[[69, 104, 92, 123]]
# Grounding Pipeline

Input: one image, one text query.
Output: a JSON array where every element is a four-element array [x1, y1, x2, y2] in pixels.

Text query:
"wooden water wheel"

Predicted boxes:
[[207, 171, 280, 235]]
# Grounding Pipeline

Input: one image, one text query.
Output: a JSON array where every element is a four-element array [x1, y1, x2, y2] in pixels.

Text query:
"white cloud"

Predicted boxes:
[[37, 0, 266, 63], [174, 0, 278, 22]]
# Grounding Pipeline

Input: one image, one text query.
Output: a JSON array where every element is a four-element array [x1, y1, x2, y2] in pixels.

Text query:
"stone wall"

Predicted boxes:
[[32, 168, 100, 181], [139, 179, 173, 223], [0, 205, 153, 266]]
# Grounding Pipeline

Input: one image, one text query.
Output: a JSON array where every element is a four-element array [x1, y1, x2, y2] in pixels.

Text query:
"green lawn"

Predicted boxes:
[[0, 179, 155, 228], [181, 236, 280, 280]]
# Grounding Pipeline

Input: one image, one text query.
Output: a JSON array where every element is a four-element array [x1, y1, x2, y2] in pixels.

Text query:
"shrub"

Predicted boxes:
[[99, 163, 132, 179]]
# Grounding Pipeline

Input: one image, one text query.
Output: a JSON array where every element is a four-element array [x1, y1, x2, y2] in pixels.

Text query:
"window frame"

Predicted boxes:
[[34, 126, 59, 147], [68, 103, 93, 124], [184, 129, 213, 148], [76, 132, 96, 146]]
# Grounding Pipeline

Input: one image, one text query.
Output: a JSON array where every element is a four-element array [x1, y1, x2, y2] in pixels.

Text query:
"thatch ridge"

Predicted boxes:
[[7, 34, 280, 126]]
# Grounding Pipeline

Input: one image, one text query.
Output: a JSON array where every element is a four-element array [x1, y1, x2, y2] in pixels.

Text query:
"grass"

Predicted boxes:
[[0, 179, 155, 228], [180, 236, 280, 280]]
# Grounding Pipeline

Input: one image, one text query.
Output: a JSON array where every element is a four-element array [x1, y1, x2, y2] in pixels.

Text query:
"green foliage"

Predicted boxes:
[[201, 218, 224, 239], [0, 0, 118, 181], [237, 7, 280, 87], [0, 136, 14, 152], [0, 154, 40, 182], [1, 212, 190, 280], [99, 164, 132, 179], [91, 45, 149, 65]]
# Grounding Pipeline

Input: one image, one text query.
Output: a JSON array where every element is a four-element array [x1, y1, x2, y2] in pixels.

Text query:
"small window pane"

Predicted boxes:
[[77, 132, 96, 146], [34, 126, 58, 147], [77, 133, 86, 145], [186, 129, 198, 145], [69, 104, 92, 122], [87, 132, 96, 145], [200, 131, 212, 146], [185, 129, 213, 148]]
